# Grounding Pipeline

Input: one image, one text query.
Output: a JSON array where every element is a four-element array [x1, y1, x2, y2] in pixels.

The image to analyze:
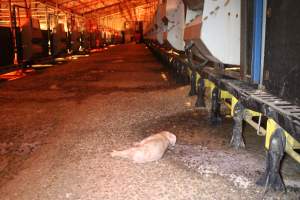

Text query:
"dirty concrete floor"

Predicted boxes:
[[0, 44, 299, 200]]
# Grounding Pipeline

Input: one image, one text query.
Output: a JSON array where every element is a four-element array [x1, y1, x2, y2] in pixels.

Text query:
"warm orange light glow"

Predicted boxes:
[[0, 0, 158, 38], [0, 70, 28, 81]]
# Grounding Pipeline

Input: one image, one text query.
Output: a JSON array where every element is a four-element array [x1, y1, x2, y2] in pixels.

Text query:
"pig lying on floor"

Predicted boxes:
[[111, 131, 176, 163]]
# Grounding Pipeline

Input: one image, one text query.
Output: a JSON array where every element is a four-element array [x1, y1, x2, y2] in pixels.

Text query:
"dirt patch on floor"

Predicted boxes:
[[0, 44, 299, 200], [135, 109, 300, 199]]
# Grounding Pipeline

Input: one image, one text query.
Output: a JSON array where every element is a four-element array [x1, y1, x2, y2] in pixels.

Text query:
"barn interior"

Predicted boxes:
[[0, 0, 300, 199]]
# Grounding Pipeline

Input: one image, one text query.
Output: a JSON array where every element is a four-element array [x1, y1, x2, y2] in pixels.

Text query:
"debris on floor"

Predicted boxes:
[[0, 44, 299, 200]]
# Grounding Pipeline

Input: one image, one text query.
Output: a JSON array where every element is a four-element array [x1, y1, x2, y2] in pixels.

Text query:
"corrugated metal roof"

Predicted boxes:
[[0, 0, 158, 30]]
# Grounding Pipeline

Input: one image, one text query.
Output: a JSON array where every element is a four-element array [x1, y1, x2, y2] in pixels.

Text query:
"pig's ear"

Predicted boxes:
[[168, 133, 176, 146]]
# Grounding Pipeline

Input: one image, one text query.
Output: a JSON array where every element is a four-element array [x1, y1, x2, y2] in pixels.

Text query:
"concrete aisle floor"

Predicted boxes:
[[0, 44, 299, 200]]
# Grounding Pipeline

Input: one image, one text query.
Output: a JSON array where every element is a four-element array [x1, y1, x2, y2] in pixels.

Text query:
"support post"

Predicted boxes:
[[195, 78, 205, 107], [175, 62, 183, 84], [257, 128, 286, 192], [182, 65, 189, 85], [230, 102, 245, 149], [189, 70, 197, 96], [9, 0, 18, 65], [173, 60, 180, 83], [210, 87, 221, 124]]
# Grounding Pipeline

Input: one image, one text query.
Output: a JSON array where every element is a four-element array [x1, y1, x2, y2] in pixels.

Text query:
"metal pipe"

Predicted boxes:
[[24, 0, 29, 17], [8, 0, 18, 65], [259, 0, 267, 87], [251, 0, 264, 84], [8, 0, 13, 30], [240, 0, 248, 81], [17, 7, 21, 26]]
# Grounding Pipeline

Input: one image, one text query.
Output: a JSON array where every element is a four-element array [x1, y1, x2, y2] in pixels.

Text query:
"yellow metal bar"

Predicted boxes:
[[286, 144, 300, 163], [220, 90, 232, 99], [244, 114, 266, 136], [244, 109, 266, 136], [230, 98, 266, 136], [201, 79, 299, 164], [204, 79, 215, 89], [223, 101, 231, 111], [266, 119, 280, 149], [187, 68, 192, 78], [266, 118, 300, 164], [244, 109, 261, 117], [285, 131, 300, 149], [204, 79, 215, 98], [203, 80, 234, 114], [195, 72, 200, 85], [231, 96, 238, 116]]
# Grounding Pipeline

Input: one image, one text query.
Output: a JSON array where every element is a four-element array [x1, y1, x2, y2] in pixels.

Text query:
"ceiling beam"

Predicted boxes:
[[83, 0, 149, 17], [68, 0, 103, 11], [83, 2, 121, 15], [118, 3, 130, 21], [37, 0, 76, 14], [56, 0, 74, 6]]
